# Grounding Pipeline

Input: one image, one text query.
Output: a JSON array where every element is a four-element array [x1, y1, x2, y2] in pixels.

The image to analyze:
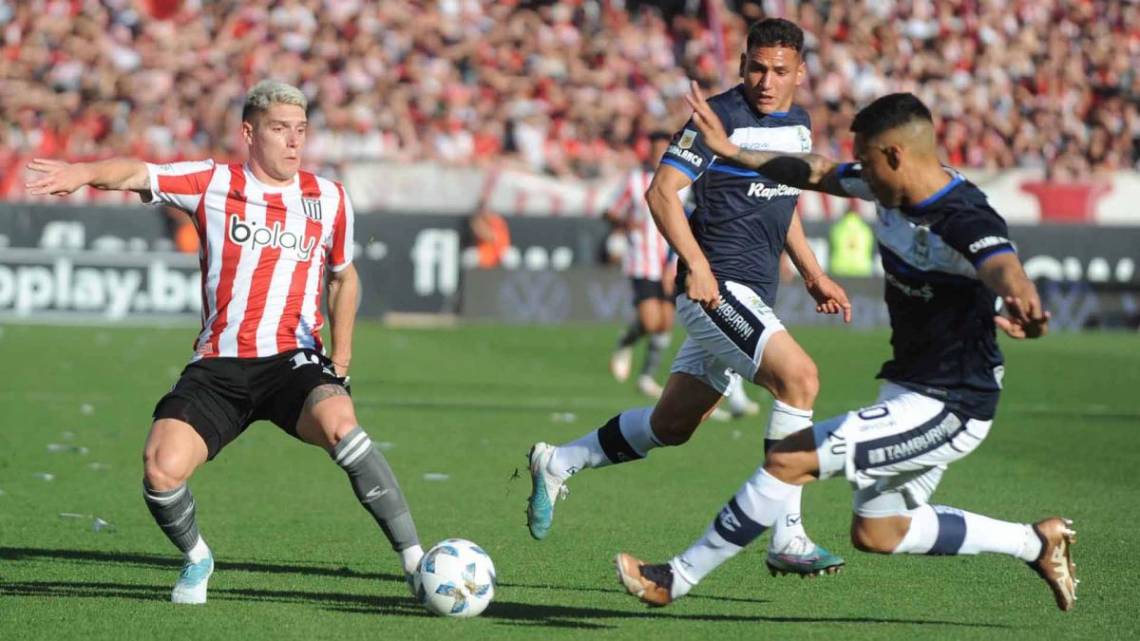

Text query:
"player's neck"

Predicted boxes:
[[245, 160, 297, 189], [901, 165, 955, 209]]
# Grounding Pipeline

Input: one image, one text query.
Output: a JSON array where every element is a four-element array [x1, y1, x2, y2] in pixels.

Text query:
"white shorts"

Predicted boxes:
[[669, 281, 785, 394], [813, 382, 994, 517]]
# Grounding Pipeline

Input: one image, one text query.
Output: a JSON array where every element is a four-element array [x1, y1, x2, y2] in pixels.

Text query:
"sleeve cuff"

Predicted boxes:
[[139, 163, 161, 205], [972, 246, 1016, 267], [659, 157, 700, 181]]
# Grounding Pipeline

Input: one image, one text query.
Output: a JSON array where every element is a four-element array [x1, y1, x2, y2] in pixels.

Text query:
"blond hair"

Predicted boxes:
[[242, 80, 307, 122]]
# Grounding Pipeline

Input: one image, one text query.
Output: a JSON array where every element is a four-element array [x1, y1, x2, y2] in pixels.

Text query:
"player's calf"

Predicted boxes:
[[330, 426, 423, 576]]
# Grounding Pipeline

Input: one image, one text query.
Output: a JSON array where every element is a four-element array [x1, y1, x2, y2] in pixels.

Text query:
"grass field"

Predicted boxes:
[[1, 322, 1138, 640]]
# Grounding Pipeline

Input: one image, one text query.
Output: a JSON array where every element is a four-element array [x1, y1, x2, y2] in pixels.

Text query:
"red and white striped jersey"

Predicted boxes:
[[144, 160, 354, 360], [610, 168, 682, 281]]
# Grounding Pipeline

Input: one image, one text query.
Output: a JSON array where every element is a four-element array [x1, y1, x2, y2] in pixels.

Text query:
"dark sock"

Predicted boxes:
[[640, 332, 671, 377], [617, 320, 646, 349], [332, 426, 420, 552], [143, 482, 201, 554]]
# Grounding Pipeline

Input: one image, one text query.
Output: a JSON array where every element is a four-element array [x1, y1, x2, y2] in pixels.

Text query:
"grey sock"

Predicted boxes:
[[143, 482, 201, 554], [640, 332, 671, 377], [332, 426, 420, 552], [617, 320, 645, 348]]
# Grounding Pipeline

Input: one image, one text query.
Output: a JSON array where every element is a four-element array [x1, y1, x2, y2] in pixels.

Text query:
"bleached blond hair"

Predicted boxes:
[[242, 80, 307, 122]]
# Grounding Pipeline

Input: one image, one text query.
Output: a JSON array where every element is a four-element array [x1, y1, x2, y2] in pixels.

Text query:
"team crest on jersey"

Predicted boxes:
[[301, 197, 323, 221], [913, 226, 931, 264], [678, 129, 697, 150]]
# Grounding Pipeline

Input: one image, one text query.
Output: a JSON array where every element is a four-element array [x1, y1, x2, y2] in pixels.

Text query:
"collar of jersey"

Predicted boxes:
[[902, 170, 964, 214], [242, 162, 300, 192]]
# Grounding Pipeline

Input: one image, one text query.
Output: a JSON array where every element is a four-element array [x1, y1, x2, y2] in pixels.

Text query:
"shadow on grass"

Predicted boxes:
[[0, 580, 423, 617], [0, 546, 762, 605], [1, 547, 1010, 630], [0, 546, 404, 582], [281, 598, 1014, 630]]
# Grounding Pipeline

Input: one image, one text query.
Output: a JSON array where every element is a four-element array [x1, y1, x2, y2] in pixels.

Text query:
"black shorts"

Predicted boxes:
[[153, 349, 347, 460], [631, 278, 668, 305]]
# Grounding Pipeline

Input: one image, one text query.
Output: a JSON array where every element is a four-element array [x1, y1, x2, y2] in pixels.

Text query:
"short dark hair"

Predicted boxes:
[[648, 130, 672, 143], [850, 93, 933, 140], [746, 18, 804, 54]]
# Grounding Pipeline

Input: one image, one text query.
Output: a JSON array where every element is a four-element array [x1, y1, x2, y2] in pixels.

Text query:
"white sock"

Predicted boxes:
[[186, 535, 210, 564], [667, 558, 696, 599], [726, 377, 750, 414], [400, 544, 425, 574], [548, 408, 659, 479], [765, 400, 813, 551], [548, 431, 610, 480], [893, 505, 1042, 561], [617, 407, 659, 455], [673, 468, 797, 585]]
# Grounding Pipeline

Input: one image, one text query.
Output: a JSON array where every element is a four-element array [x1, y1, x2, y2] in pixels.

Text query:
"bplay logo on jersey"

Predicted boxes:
[[228, 214, 317, 260]]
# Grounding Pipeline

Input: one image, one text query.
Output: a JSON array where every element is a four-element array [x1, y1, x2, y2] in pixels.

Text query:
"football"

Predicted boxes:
[[413, 538, 497, 617]]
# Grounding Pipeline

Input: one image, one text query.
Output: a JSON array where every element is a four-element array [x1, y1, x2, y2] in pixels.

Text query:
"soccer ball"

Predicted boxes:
[[413, 538, 496, 617]]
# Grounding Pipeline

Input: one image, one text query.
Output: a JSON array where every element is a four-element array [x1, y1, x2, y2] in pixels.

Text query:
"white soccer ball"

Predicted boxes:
[[413, 538, 496, 617]]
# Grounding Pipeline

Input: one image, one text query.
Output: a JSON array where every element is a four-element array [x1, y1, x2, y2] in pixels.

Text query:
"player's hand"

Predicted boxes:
[[686, 262, 721, 310], [994, 295, 1050, 339], [683, 80, 738, 159], [805, 274, 852, 323], [25, 159, 92, 196]]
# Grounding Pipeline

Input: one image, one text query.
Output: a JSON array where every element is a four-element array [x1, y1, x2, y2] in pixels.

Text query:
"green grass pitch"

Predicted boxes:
[[1, 322, 1137, 640]]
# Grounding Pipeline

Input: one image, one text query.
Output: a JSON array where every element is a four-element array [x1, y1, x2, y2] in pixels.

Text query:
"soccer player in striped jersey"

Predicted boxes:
[[25, 81, 424, 604], [606, 131, 682, 399], [615, 88, 1077, 612], [527, 18, 851, 579]]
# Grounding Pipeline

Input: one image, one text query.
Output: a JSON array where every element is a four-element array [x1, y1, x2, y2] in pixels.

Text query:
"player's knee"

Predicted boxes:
[[642, 314, 666, 334], [143, 447, 191, 491], [324, 418, 360, 447], [764, 449, 809, 483], [783, 361, 819, 406]]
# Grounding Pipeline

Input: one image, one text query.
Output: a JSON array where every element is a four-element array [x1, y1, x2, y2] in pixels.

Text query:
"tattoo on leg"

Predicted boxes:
[[304, 384, 349, 413]]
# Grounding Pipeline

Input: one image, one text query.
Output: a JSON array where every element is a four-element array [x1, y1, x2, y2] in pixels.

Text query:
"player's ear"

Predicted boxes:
[[241, 119, 255, 146], [738, 52, 746, 79], [884, 145, 903, 170]]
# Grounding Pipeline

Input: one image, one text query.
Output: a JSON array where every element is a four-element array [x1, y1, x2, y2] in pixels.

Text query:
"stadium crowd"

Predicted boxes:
[[1, 0, 1137, 186]]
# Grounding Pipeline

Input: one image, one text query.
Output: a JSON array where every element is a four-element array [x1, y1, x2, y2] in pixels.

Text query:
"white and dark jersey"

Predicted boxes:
[[660, 84, 811, 303], [144, 160, 354, 361], [837, 163, 1014, 419]]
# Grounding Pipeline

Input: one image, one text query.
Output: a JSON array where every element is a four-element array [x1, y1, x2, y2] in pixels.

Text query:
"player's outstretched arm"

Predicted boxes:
[[25, 158, 150, 196], [978, 252, 1050, 339], [683, 81, 849, 196], [785, 213, 852, 323]]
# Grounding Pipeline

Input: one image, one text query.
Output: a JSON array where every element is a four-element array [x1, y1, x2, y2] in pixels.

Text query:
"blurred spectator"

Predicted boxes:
[[829, 210, 874, 277], [468, 208, 511, 269], [1, 0, 1137, 193]]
